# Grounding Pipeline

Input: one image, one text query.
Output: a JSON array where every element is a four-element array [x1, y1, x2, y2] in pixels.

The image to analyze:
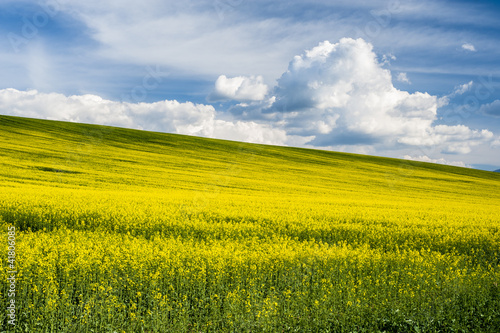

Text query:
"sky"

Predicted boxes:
[[1, 0, 499, 171]]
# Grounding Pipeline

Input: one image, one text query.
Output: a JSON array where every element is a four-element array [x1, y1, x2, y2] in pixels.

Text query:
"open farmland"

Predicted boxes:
[[1, 114, 499, 332]]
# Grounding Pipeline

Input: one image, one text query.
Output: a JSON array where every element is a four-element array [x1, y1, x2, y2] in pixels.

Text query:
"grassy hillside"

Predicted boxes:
[[1, 114, 499, 332]]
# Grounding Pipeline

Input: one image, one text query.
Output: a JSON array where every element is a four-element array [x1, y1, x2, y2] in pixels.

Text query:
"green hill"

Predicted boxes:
[[1, 114, 499, 332], [1, 114, 498, 194]]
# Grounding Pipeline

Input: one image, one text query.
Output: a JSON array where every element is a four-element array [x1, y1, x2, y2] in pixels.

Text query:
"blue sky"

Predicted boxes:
[[1, 0, 499, 170]]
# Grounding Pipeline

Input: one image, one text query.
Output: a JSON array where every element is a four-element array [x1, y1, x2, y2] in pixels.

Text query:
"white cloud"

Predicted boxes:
[[264, 38, 493, 153], [461, 43, 476, 52], [396, 72, 411, 84], [208, 75, 268, 102], [479, 100, 500, 117], [381, 53, 396, 65], [210, 120, 286, 144], [0, 88, 286, 145], [426, 125, 494, 154], [403, 155, 471, 168], [2, 0, 499, 98], [49, 1, 300, 80], [45, 0, 499, 83], [436, 80, 474, 108], [453, 81, 473, 96]]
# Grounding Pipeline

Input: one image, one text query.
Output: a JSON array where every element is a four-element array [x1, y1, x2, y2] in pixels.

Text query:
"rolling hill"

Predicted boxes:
[[1, 114, 499, 332], [1, 114, 498, 194]]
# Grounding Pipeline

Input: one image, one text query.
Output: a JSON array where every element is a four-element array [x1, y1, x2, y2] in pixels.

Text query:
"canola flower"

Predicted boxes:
[[0, 115, 499, 332]]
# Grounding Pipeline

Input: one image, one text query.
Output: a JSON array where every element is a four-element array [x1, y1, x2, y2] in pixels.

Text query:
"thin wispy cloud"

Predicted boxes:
[[453, 81, 474, 96]]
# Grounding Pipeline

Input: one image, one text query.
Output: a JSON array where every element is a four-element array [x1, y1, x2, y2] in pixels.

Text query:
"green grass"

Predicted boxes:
[[0, 114, 499, 332]]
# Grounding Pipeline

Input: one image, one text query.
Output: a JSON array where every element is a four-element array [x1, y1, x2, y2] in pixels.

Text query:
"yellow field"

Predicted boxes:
[[1, 115, 499, 332]]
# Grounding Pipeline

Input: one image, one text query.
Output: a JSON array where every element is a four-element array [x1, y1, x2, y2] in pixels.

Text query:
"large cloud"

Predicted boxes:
[[0, 88, 286, 145], [260, 38, 494, 154]]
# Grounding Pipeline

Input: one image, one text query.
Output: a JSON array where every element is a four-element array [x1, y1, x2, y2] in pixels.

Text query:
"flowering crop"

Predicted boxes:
[[1, 115, 499, 332]]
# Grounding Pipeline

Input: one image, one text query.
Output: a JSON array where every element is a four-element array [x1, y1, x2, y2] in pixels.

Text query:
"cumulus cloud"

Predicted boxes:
[[403, 155, 471, 168], [396, 72, 411, 84], [479, 100, 500, 117], [0, 88, 286, 145], [208, 75, 268, 102], [461, 43, 476, 52], [263, 38, 493, 153], [424, 125, 494, 154]]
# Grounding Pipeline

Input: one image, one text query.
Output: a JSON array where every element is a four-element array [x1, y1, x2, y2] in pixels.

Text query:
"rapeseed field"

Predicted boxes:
[[1, 115, 499, 332]]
